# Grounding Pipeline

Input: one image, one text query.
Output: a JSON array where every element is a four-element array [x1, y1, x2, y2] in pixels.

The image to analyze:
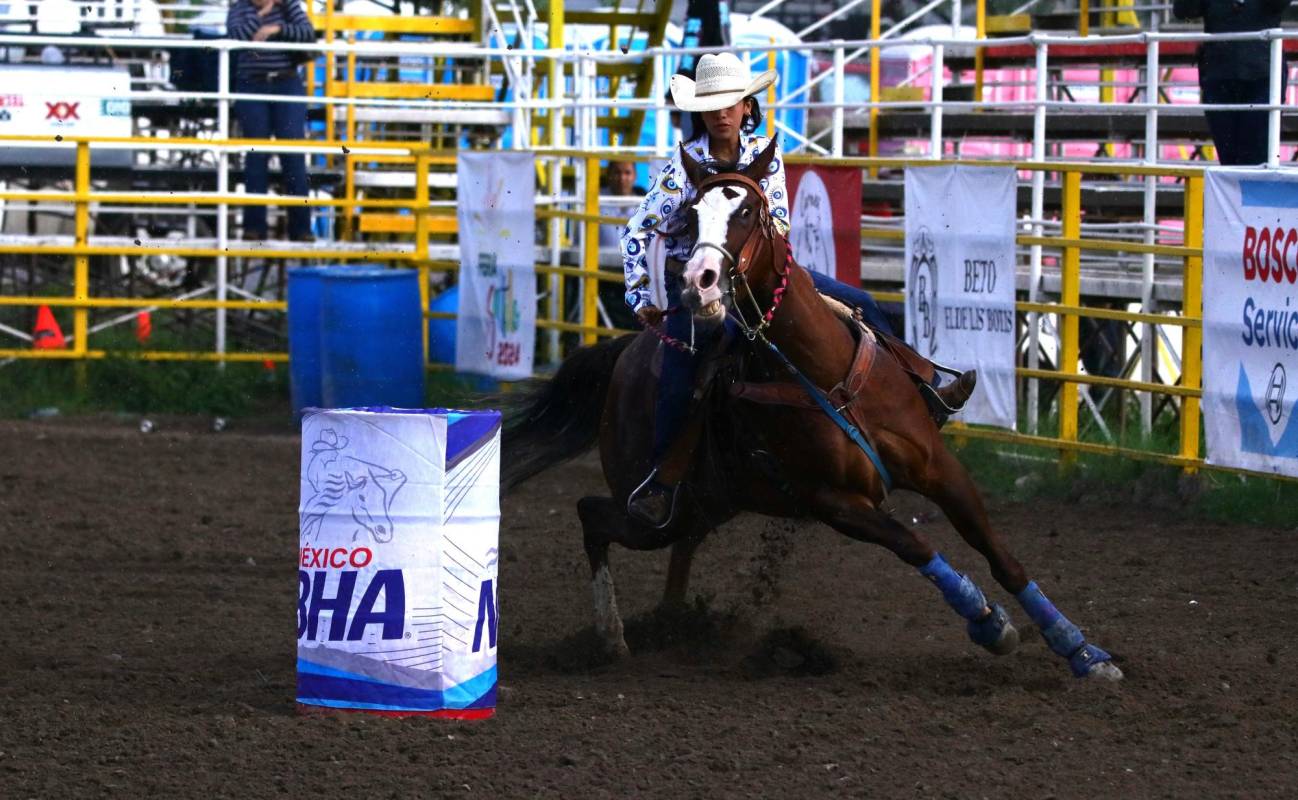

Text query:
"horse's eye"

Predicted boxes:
[[740, 207, 752, 219]]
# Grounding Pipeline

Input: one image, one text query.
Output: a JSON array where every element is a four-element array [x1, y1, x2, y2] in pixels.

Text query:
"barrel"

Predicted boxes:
[[319, 267, 425, 409], [287, 266, 328, 414]]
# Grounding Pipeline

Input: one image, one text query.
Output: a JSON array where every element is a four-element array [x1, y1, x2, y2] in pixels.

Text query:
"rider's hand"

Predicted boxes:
[[636, 305, 664, 328]]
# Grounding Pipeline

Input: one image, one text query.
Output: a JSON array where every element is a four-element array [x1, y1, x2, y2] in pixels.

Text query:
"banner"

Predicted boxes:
[[786, 163, 862, 285], [0, 66, 132, 168], [1203, 168, 1298, 477], [297, 408, 500, 716], [456, 151, 536, 380], [904, 165, 1017, 429]]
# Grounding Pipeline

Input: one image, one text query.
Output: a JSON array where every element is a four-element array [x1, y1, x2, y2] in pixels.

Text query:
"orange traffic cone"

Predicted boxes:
[[135, 310, 152, 344], [32, 305, 65, 350]]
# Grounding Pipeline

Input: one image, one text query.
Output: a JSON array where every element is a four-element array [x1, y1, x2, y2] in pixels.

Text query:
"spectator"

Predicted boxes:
[[598, 160, 646, 330], [1174, 0, 1291, 165], [226, 0, 315, 241]]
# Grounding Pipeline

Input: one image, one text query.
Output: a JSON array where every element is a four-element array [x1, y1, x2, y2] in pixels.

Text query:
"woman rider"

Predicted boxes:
[[620, 53, 974, 528]]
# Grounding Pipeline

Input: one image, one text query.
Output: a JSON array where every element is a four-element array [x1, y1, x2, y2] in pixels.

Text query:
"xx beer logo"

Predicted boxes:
[[46, 101, 80, 122]]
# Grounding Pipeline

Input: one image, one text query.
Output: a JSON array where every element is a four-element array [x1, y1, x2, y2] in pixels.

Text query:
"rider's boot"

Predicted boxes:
[[627, 415, 704, 528], [925, 369, 978, 427]]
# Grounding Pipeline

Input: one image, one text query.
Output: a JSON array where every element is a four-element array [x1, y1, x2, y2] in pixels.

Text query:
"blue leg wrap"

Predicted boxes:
[[919, 554, 987, 621], [967, 602, 1012, 649], [1017, 581, 1115, 676]]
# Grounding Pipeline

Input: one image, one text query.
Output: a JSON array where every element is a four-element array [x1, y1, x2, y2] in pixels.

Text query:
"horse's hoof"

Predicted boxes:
[[968, 602, 1018, 656], [1083, 660, 1124, 681], [606, 637, 631, 660]]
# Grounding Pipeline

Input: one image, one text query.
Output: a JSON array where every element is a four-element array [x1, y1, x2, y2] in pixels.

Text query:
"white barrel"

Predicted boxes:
[[296, 407, 500, 718]]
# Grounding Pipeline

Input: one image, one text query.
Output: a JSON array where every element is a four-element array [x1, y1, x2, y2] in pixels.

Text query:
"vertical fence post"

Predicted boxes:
[[1140, 39, 1160, 436], [1179, 175, 1204, 470], [415, 153, 431, 368], [216, 45, 231, 363], [1079, 0, 1090, 37], [1059, 170, 1082, 464], [654, 53, 668, 156], [766, 43, 777, 139], [73, 141, 90, 358], [974, 0, 985, 103], [583, 156, 600, 345], [1027, 40, 1048, 435], [929, 42, 944, 159], [1269, 33, 1283, 167], [832, 45, 845, 157], [868, 0, 881, 174]]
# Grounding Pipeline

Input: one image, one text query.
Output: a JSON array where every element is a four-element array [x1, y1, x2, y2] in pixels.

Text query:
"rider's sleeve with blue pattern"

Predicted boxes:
[[620, 149, 687, 312], [756, 136, 791, 237]]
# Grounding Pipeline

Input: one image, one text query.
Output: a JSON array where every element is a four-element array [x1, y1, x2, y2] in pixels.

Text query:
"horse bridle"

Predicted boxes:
[[690, 172, 791, 340]]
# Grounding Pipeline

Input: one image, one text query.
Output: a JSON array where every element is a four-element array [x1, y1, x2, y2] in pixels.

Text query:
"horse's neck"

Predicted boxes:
[[762, 264, 857, 390]]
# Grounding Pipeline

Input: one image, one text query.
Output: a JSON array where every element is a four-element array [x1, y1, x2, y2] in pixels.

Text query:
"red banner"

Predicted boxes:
[[785, 164, 863, 286]]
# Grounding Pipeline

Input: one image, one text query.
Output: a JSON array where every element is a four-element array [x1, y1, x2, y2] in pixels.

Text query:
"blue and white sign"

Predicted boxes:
[[296, 408, 501, 716], [904, 165, 1018, 429], [1203, 169, 1298, 477]]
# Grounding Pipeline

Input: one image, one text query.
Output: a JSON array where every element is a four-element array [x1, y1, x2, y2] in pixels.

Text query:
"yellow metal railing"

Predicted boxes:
[[2, 137, 1236, 477]]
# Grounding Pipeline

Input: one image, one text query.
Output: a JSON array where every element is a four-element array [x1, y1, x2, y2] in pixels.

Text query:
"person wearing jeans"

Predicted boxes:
[[226, 0, 315, 241]]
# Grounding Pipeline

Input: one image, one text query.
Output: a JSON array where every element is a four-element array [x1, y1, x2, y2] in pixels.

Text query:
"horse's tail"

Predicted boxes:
[[499, 334, 635, 491]]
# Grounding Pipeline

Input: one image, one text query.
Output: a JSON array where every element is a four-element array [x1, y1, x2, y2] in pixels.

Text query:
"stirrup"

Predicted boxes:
[[626, 468, 681, 530]]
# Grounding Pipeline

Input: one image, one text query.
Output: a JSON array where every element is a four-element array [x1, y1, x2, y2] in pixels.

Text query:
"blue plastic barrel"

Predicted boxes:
[[287, 266, 328, 414], [428, 285, 458, 365], [319, 267, 425, 409]]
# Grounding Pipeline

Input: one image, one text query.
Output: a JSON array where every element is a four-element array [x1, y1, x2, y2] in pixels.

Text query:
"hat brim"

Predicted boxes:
[[670, 69, 778, 113]]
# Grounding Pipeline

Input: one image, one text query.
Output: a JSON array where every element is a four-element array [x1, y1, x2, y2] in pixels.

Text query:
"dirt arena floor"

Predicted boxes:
[[2, 416, 1296, 799]]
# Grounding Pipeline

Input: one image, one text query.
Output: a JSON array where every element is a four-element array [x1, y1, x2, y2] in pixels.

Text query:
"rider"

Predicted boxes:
[[620, 53, 976, 528]]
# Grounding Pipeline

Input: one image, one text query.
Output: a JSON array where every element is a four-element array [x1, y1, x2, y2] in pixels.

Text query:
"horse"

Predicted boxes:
[[301, 428, 407, 544], [502, 140, 1123, 681]]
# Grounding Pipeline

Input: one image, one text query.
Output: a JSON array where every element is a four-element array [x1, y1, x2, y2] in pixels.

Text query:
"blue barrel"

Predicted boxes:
[[320, 267, 425, 409], [287, 266, 328, 414]]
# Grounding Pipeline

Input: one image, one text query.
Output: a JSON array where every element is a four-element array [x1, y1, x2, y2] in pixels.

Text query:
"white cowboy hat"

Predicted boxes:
[[669, 52, 778, 113]]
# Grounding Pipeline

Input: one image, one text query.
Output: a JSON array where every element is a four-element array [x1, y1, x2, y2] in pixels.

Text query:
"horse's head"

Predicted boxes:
[[346, 466, 407, 544], [675, 139, 780, 329]]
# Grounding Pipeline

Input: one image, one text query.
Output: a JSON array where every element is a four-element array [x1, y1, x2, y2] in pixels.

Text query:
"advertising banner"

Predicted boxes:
[[904, 165, 1018, 429], [456, 151, 536, 380], [297, 408, 501, 717], [1203, 168, 1298, 477], [0, 66, 132, 167], [786, 163, 863, 285]]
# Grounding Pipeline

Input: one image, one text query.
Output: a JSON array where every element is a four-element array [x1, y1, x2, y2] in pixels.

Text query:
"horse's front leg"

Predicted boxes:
[[809, 485, 1020, 658], [920, 448, 1123, 681]]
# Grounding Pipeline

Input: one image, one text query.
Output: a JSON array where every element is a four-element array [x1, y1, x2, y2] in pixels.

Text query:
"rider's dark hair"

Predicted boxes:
[[686, 96, 764, 145]]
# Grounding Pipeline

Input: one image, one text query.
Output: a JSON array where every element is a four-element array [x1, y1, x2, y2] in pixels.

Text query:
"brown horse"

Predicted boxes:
[[503, 141, 1122, 681]]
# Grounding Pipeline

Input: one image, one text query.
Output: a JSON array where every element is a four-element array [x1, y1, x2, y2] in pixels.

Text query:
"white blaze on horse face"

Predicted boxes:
[[684, 186, 745, 313]]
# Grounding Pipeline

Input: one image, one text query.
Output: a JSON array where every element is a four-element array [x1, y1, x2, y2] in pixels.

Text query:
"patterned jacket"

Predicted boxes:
[[620, 133, 789, 312]]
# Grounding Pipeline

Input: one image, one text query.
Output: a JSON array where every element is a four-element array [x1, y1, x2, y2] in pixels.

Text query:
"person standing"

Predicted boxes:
[[226, 0, 316, 241], [1174, 0, 1291, 165]]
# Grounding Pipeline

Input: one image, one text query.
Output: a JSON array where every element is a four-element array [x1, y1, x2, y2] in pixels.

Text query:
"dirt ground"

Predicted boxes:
[[1, 415, 1296, 799]]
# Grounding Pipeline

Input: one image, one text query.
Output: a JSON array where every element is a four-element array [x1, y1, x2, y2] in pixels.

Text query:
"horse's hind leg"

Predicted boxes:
[[921, 448, 1123, 680], [810, 487, 1019, 657]]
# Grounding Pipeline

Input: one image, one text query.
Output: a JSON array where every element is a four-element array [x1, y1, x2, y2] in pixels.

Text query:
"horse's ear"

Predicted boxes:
[[741, 138, 778, 183], [679, 143, 706, 188]]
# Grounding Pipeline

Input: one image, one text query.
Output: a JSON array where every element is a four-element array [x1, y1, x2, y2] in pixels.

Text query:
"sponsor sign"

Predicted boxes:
[[455, 151, 536, 380], [1203, 169, 1298, 476], [296, 408, 501, 715], [904, 165, 1018, 429], [786, 163, 862, 285], [0, 66, 130, 137]]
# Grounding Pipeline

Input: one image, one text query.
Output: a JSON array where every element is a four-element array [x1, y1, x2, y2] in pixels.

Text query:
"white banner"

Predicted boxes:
[[1203, 168, 1298, 477], [456, 151, 536, 380], [297, 408, 501, 715], [0, 66, 131, 138], [904, 165, 1018, 429]]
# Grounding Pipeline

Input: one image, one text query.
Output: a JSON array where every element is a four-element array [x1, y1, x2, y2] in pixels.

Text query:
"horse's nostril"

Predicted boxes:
[[699, 268, 718, 290]]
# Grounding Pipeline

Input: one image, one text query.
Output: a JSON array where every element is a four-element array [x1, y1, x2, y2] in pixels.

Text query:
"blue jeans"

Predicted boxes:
[[1201, 77, 1270, 166], [234, 74, 311, 238]]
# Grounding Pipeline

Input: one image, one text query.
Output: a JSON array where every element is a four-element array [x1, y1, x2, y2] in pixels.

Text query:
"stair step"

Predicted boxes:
[[328, 82, 495, 101], [985, 14, 1031, 34], [315, 14, 475, 36]]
